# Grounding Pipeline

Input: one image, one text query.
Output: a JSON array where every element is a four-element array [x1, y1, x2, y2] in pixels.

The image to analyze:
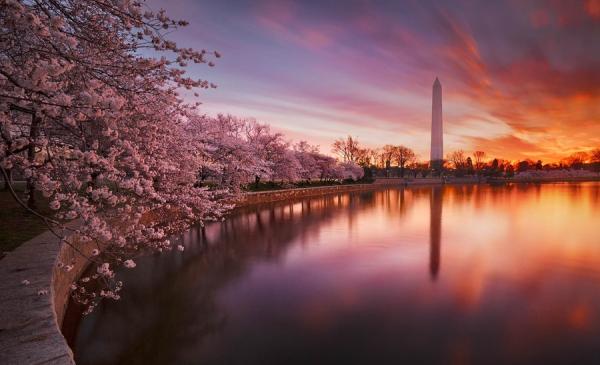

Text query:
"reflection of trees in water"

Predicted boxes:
[[439, 182, 584, 207], [591, 183, 600, 205], [74, 190, 416, 365]]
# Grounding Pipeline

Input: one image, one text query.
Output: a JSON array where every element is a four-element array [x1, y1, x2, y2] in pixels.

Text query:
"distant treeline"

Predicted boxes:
[[331, 136, 600, 178]]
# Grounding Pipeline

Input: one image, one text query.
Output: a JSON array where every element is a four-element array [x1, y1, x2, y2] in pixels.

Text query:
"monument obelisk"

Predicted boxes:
[[430, 77, 443, 170]]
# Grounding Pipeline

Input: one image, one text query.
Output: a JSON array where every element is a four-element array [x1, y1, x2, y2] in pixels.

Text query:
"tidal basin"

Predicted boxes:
[[69, 182, 600, 365]]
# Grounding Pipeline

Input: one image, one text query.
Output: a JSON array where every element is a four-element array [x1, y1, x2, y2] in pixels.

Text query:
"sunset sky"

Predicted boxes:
[[152, 0, 600, 162]]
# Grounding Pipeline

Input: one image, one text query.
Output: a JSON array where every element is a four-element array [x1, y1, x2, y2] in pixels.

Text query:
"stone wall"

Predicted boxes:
[[238, 183, 380, 206], [0, 229, 76, 365], [53, 236, 98, 327], [373, 177, 444, 185]]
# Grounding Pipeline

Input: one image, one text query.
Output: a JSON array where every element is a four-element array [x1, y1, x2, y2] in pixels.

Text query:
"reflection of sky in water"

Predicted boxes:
[[72, 183, 600, 365]]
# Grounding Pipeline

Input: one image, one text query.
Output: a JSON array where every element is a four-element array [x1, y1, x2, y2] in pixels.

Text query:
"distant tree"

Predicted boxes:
[[368, 148, 383, 168], [448, 150, 467, 177], [358, 148, 375, 166], [517, 160, 531, 173], [592, 149, 600, 172], [487, 158, 500, 177], [564, 152, 589, 169], [535, 160, 543, 170], [293, 141, 320, 181], [188, 114, 260, 189], [505, 164, 515, 178], [272, 150, 301, 182], [466, 157, 474, 175], [314, 154, 339, 181], [382, 145, 396, 170], [491, 159, 499, 169], [392, 146, 416, 177], [244, 122, 288, 185], [332, 136, 364, 163], [354, 147, 370, 166], [448, 150, 467, 169], [473, 151, 486, 173], [336, 161, 365, 181]]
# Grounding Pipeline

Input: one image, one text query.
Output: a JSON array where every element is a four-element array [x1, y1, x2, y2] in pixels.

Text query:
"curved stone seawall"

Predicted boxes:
[[0, 229, 78, 364], [238, 183, 380, 206]]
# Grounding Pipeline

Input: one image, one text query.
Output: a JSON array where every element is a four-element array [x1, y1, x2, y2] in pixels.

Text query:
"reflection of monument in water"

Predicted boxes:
[[429, 186, 443, 280], [430, 77, 444, 171]]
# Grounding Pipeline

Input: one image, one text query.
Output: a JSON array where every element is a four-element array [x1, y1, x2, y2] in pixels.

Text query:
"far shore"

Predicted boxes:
[[237, 175, 600, 208], [371, 175, 600, 186]]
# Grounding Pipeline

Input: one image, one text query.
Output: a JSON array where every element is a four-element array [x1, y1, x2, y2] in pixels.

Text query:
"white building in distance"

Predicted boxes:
[[430, 77, 443, 169]]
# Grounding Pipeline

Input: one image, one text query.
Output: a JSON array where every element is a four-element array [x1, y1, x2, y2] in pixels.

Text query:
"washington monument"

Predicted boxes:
[[431, 77, 443, 170]]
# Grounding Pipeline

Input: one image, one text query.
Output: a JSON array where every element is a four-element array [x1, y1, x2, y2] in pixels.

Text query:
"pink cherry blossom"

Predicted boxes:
[[123, 260, 136, 269]]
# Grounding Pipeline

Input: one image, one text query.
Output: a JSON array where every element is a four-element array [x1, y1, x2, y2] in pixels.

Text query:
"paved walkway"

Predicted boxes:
[[0, 229, 74, 365]]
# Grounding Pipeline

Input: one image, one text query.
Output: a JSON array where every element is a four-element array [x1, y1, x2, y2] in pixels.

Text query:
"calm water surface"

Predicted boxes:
[[72, 183, 600, 365]]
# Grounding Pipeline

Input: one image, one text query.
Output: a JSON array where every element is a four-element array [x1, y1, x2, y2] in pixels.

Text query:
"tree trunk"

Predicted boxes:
[[26, 115, 41, 209]]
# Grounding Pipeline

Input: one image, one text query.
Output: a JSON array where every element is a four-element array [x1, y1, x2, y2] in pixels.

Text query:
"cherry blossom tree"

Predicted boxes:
[[185, 114, 260, 190], [1, 0, 226, 312], [293, 141, 321, 181], [314, 154, 339, 181], [336, 161, 365, 181], [243, 121, 304, 184]]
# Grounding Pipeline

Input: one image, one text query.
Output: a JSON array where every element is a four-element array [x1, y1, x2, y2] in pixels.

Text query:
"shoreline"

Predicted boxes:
[[239, 176, 600, 207]]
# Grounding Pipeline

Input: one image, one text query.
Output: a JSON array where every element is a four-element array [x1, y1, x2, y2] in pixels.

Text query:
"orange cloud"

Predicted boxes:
[[585, 0, 600, 19], [466, 135, 547, 161], [567, 303, 592, 330]]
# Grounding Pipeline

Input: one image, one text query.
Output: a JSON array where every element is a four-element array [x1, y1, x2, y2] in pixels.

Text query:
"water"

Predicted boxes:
[[70, 183, 600, 365]]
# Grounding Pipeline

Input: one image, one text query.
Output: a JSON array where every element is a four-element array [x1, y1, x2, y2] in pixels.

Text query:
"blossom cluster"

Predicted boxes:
[[188, 114, 364, 188]]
